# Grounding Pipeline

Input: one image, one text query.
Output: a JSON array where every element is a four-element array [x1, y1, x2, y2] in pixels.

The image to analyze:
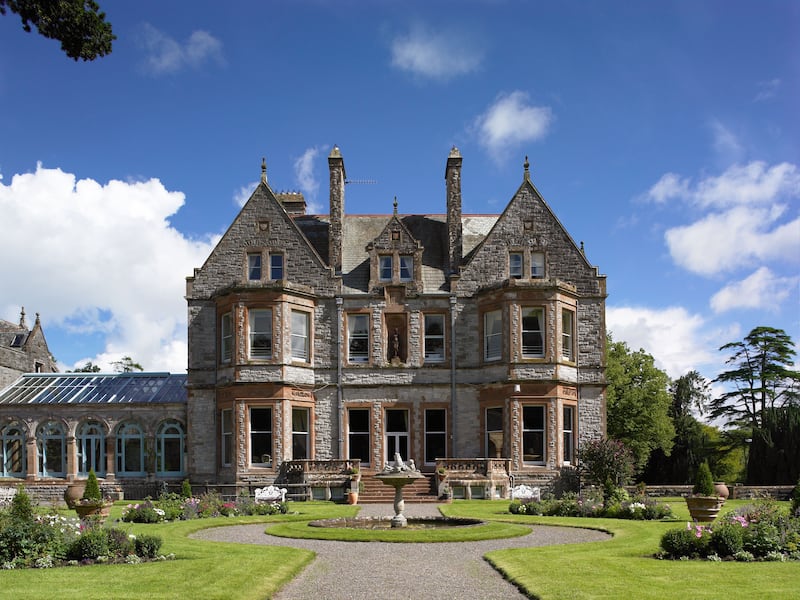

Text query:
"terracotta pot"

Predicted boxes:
[[64, 482, 86, 509], [74, 502, 112, 521], [347, 491, 359, 505], [713, 482, 730, 500], [686, 496, 725, 522]]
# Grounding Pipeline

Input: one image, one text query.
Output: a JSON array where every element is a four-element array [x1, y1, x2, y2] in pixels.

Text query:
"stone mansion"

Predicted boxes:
[[1, 146, 606, 500]]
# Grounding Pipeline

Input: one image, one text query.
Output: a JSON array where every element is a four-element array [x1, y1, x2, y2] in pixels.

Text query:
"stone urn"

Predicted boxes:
[[74, 501, 113, 521], [685, 496, 725, 522], [713, 482, 730, 500], [64, 481, 86, 509]]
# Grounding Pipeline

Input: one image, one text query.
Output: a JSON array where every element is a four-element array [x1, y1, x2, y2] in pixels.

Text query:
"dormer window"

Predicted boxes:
[[270, 253, 284, 280], [379, 256, 392, 281], [399, 256, 413, 281], [509, 253, 523, 279]]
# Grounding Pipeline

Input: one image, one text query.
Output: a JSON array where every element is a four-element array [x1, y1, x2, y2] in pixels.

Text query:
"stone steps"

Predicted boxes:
[[356, 473, 440, 503]]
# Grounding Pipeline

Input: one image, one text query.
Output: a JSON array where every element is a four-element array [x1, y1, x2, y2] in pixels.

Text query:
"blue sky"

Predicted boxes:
[[1, 1, 798, 389]]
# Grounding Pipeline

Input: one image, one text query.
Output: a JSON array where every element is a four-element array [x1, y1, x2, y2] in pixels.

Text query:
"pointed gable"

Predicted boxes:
[[364, 201, 424, 293], [188, 180, 333, 299]]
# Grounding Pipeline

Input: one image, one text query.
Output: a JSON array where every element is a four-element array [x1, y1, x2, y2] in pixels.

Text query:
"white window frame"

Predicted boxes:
[[156, 420, 185, 476], [220, 312, 233, 363], [423, 314, 445, 362], [115, 422, 145, 477], [531, 252, 545, 278], [379, 255, 392, 281], [485, 407, 504, 458], [1, 422, 26, 478], [270, 253, 284, 280], [77, 420, 106, 476], [562, 309, 574, 362], [399, 255, 413, 281], [248, 308, 273, 360], [347, 314, 369, 363], [247, 252, 262, 281], [563, 405, 575, 465], [290, 310, 310, 362], [37, 421, 66, 477], [250, 407, 273, 467], [292, 407, 310, 460], [522, 405, 546, 465], [483, 310, 502, 362], [221, 409, 233, 467], [522, 307, 545, 358], [509, 252, 523, 279]]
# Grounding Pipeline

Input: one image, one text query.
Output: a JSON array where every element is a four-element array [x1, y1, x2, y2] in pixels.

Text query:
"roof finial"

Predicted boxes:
[[19, 306, 26, 328], [261, 157, 267, 184], [393, 196, 398, 215], [580, 241, 585, 255], [524, 156, 530, 180], [35, 312, 41, 326]]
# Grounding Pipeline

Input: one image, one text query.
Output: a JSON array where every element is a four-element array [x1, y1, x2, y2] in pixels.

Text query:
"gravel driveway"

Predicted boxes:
[[191, 503, 610, 600]]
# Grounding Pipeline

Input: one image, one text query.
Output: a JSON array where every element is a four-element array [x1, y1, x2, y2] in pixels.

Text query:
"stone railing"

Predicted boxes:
[[435, 458, 511, 476]]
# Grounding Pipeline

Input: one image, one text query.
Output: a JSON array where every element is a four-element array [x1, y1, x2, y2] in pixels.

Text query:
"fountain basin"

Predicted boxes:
[[309, 516, 484, 530]]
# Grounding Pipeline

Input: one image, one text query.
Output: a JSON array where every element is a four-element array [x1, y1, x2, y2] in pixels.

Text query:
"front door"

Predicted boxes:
[[385, 409, 409, 464]]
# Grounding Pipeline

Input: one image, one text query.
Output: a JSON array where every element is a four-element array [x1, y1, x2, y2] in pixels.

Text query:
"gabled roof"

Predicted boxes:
[[0, 372, 187, 405]]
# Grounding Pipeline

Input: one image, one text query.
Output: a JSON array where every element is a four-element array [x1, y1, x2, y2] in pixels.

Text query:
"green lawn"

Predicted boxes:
[[443, 499, 800, 600], [2, 498, 797, 599]]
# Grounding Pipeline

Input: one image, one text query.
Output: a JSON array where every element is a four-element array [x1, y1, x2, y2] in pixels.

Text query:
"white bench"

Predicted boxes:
[[511, 484, 541, 502], [254, 485, 287, 503], [0, 486, 17, 505]]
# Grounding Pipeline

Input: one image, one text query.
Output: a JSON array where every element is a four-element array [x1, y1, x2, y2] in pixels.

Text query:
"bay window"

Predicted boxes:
[[291, 310, 310, 361], [522, 406, 546, 465], [250, 407, 273, 466], [522, 307, 545, 358], [562, 309, 574, 361], [484, 310, 502, 361], [249, 309, 273, 359]]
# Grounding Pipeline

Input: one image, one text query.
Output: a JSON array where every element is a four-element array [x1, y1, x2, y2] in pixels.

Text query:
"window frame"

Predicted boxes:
[[483, 309, 502, 362], [561, 308, 575, 362], [77, 420, 106, 476], [291, 407, 310, 460], [424, 408, 447, 465], [521, 307, 545, 358], [562, 404, 576, 466], [247, 252, 262, 281], [379, 255, 392, 281], [522, 405, 546, 466], [485, 407, 504, 458], [37, 421, 66, 477], [509, 252, 523, 279], [248, 308, 273, 360], [269, 253, 284, 280], [221, 408, 233, 467], [1, 422, 26, 478], [347, 408, 371, 466], [531, 252, 545, 278], [156, 420, 185, 476], [423, 313, 446, 363], [249, 407, 273, 467], [399, 255, 413, 281], [290, 310, 310, 362], [220, 312, 233, 364], [347, 313, 370, 364], [115, 422, 145, 477]]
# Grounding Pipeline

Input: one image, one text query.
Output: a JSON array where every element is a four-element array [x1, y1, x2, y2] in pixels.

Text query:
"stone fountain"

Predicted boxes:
[[375, 453, 425, 527]]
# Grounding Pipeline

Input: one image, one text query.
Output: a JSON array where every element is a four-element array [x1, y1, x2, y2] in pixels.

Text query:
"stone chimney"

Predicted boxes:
[[328, 145, 346, 275], [276, 192, 306, 216], [445, 146, 463, 275]]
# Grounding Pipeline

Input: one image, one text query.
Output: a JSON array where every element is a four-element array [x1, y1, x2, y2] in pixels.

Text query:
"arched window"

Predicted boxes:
[[37, 421, 65, 477], [116, 422, 145, 477], [77, 420, 106, 476], [1, 422, 26, 478], [156, 420, 185, 476]]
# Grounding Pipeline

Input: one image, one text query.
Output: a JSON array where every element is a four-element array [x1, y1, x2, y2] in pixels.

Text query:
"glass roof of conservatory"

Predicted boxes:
[[0, 372, 187, 405]]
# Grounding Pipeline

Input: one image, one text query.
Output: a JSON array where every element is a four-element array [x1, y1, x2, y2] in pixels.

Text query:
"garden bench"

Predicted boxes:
[[0, 486, 17, 505], [511, 484, 541, 502], [254, 485, 287, 503]]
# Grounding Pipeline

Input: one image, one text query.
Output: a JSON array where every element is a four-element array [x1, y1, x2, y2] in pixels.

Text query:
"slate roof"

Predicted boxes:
[[0, 319, 28, 349], [294, 214, 499, 294], [0, 372, 187, 405]]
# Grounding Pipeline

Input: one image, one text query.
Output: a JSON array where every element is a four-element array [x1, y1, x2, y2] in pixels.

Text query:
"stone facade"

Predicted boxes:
[[0, 308, 57, 390], [186, 147, 607, 487]]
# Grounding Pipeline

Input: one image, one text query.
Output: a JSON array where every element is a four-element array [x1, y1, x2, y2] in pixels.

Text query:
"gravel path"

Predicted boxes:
[[191, 504, 610, 600]]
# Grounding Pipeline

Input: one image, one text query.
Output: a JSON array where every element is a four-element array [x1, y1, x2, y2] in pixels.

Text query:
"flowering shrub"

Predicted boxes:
[[127, 490, 290, 522], [0, 485, 165, 569], [121, 499, 166, 523], [658, 498, 800, 561], [509, 490, 672, 520]]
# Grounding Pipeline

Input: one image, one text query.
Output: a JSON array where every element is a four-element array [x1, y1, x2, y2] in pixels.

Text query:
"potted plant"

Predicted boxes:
[[73, 469, 112, 521], [440, 484, 452, 503], [685, 461, 724, 522], [436, 466, 447, 481], [347, 480, 363, 505], [346, 465, 360, 480]]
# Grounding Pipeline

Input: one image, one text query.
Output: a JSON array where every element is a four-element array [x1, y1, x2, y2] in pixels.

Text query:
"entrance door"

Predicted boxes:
[[385, 409, 409, 464]]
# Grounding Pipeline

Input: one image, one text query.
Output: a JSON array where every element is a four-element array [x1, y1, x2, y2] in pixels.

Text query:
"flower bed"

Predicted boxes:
[[121, 490, 288, 523], [0, 486, 167, 570], [509, 489, 674, 520], [658, 497, 800, 561]]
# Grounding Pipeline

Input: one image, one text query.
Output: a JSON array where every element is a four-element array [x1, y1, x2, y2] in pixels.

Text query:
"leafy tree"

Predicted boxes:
[[577, 437, 634, 505], [69, 361, 101, 373], [0, 0, 114, 61], [111, 356, 143, 373], [710, 326, 799, 430], [606, 336, 674, 470], [748, 406, 800, 484]]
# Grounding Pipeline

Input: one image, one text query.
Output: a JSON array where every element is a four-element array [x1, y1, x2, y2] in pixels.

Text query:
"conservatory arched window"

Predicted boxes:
[[77, 420, 106, 476], [156, 420, 185, 476], [37, 421, 66, 477], [1, 422, 26, 478], [116, 422, 145, 477]]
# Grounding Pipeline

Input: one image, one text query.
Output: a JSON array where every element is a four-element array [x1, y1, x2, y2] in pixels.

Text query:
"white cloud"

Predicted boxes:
[[692, 162, 800, 209], [473, 91, 553, 163], [754, 78, 781, 102], [390, 24, 483, 80], [645, 172, 690, 204], [665, 204, 800, 276], [710, 267, 797, 313], [606, 305, 716, 378], [0, 164, 217, 372], [139, 24, 224, 75], [709, 120, 744, 164], [233, 181, 258, 208], [294, 146, 323, 214]]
